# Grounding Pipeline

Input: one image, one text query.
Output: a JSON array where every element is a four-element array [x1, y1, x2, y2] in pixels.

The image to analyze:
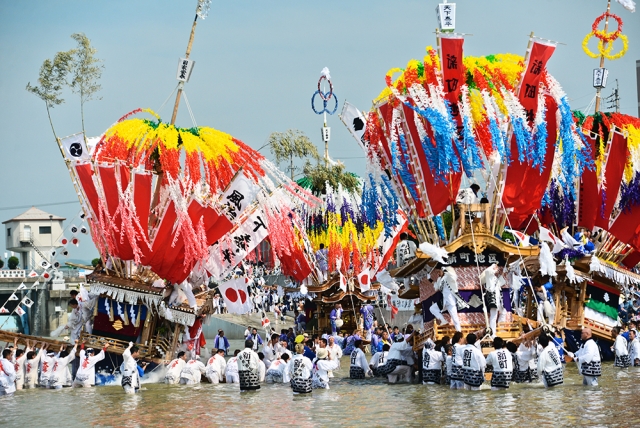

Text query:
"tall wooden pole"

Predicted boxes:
[[594, 0, 611, 113], [170, 14, 200, 125]]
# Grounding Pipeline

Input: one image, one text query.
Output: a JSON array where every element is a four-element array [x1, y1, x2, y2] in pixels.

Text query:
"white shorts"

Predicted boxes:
[[207, 372, 221, 384], [226, 373, 239, 383]]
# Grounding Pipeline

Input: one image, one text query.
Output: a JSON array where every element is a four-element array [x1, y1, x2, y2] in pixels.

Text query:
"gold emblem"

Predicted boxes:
[[112, 320, 123, 330]]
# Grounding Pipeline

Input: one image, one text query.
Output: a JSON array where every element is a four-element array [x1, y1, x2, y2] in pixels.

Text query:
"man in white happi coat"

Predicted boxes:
[[0, 347, 16, 396], [431, 267, 465, 332], [628, 329, 640, 366], [385, 332, 415, 384], [262, 333, 284, 370], [312, 348, 340, 389], [265, 354, 290, 383], [288, 344, 313, 394], [611, 326, 630, 368], [237, 340, 261, 391], [349, 340, 371, 379], [164, 351, 188, 384], [537, 334, 564, 387], [73, 343, 109, 387], [40, 350, 57, 388], [480, 264, 506, 338], [370, 344, 390, 377], [50, 341, 78, 389], [24, 343, 47, 389], [461, 333, 486, 390], [205, 348, 227, 384], [65, 299, 84, 344], [13, 340, 30, 390], [485, 337, 513, 390], [121, 342, 145, 394], [422, 339, 444, 384], [326, 336, 342, 378], [225, 350, 240, 383], [568, 328, 602, 386], [179, 357, 207, 385]]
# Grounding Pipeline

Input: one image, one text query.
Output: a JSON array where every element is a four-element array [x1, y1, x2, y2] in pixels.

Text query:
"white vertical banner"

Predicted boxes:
[[205, 208, 269, 280], [220, 170, 262, 221], [437, 3, 456, 31], [340, 101, 368, 151]]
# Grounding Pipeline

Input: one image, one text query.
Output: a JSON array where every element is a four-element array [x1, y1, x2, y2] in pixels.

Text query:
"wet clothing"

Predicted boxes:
[[537, 344, 564, 387], [485, 348, 513, 389]]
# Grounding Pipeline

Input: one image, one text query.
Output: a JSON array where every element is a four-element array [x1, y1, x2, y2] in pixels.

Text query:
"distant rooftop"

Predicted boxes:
[[2, 207, 66, 224]]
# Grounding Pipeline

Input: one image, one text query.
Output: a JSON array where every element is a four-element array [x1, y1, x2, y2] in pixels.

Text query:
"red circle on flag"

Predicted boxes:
[[225, 288, 238, 303], [238, 289, 247, 303], [360, 274, 369, 285]]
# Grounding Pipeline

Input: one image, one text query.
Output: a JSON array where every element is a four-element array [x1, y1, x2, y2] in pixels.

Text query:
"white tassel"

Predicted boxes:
[[418, 242, 449, 264], [539, 243, 557, 277]]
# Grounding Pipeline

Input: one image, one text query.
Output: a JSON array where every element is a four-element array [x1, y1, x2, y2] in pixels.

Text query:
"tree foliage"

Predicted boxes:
[[267, 129, 319, 178], [91, 257, 101, 267], [302, 161, 360, 195], [8, 256, 20, 270], [26, 50, 73, 139], [69, 33, 103, 134], [26, 33, 103, 138]]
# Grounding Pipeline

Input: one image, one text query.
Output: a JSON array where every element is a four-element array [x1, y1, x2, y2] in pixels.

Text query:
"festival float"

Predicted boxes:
[[2, 0, 321, 363], [340, 0, 640, 354]]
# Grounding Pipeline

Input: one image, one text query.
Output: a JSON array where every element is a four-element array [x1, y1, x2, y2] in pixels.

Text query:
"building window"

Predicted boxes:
[[39, 226, 52, 234], [6, 228, 10, 237]]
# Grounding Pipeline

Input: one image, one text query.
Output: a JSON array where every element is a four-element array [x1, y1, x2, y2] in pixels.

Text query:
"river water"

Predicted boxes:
[[2, 360, 640, 427]]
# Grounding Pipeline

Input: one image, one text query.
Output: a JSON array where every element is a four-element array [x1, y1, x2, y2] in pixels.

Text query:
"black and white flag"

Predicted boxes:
[[340, 101, 368, 151], [61, 133, 91, 161]]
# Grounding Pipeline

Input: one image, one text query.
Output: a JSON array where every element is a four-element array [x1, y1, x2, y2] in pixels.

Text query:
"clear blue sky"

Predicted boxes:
[[0, 0, 638, 262]]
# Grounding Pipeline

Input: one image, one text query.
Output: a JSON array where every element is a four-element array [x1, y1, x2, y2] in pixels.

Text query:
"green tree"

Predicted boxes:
[[26, 50, 74, 140], [69, 33, 103, 135], [7, 256, 20, 270], [91, 257, 101, 267], [302, 161, 360, 195], [0, 259, 4, 269], [267, 129, 319, 179]]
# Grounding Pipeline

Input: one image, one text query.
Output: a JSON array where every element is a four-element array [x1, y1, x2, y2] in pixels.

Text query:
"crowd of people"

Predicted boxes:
[[2, 320, 640, 397]]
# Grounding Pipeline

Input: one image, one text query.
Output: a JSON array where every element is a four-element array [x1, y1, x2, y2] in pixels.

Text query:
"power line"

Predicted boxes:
[[0, 200, 79, 212]]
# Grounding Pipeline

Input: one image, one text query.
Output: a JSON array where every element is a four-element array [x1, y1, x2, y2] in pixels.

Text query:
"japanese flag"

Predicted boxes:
[[261, 313, 270, 328], [42, 271, 52, 280], [339, 272, 347, 292], [17, 282, 26, 290], [218, 277, 252, 314], [28, 270, 38, 278], [539, 226, 565, 253], [61, 237, 69, 246], [8, 293, 19, 301], [357, 268, 371, 292], [22, 297, 34, 308], [61, 133, 91, 161], [0, 307, 8, 314], [15, 305, 26, 316], [72, 237, 80, 247], [505, 227, 530, 247]]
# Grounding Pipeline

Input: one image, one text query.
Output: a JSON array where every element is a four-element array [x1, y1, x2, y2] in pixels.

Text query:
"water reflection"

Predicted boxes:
[[3, 362, 640, 427]]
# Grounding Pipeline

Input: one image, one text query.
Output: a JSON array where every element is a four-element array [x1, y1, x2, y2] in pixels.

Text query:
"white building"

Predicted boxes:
[[3, 207, 65, 271]]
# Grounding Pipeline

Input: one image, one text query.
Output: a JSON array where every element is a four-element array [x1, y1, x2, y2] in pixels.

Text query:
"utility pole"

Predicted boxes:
[[604, 79, 620, 112], [594, 0, 611, 113]]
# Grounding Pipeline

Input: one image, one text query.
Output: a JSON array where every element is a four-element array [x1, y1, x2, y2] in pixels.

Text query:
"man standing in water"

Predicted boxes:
[[537, 334, 563, 387], [121, 342, 145, 394], [485, 337, 513, 390], [237, 340, 261, 391], [568, 328, 601, 386], [461, 333, 485, 390], [612, 327, 630, 368]]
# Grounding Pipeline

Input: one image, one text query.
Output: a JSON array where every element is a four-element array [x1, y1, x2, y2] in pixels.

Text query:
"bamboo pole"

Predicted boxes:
[[594, 0, 611, 113], [170, 13, 201, 125]]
